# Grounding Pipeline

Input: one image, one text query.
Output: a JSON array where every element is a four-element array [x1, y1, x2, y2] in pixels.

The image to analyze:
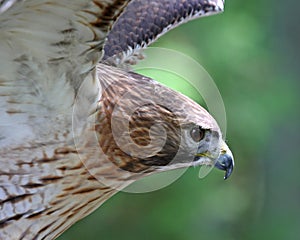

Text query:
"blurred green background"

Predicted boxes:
[[60, 0, 300, 239]]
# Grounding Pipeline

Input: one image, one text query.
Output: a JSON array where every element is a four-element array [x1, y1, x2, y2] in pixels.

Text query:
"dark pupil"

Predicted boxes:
[[191, 127, 204, 142]]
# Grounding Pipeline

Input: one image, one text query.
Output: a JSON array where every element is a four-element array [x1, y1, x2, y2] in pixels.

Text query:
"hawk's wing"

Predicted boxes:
[[0, 0, 130, 148], [0, 1, 133, 239], [102, 0, 224, 66]]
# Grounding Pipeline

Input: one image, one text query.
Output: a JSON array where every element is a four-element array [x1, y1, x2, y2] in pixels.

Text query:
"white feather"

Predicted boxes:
[[0, 0, 105, 148]]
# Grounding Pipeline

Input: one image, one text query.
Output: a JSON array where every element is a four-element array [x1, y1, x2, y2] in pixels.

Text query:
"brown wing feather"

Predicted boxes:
[[102, 0, 224, 66]]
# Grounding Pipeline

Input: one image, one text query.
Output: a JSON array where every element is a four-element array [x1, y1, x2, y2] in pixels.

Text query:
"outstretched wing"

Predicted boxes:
[[0, 0, 130, 148], [0, 1, 132, 239], [102, 0, 224, 66]]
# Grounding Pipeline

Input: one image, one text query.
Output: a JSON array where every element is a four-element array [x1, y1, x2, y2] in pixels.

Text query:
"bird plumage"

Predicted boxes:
[[103, 0, 224, 66], [0, 0, 232, 239]]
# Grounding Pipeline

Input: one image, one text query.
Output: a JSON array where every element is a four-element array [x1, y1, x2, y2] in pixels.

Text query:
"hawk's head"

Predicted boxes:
[[95, 64, 234, 181]]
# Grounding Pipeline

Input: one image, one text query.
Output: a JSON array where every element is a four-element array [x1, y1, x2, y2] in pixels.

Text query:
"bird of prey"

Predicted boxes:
[[0, 0, 233, 239]]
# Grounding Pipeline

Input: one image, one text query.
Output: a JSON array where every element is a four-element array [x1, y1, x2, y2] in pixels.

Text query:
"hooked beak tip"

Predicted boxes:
[[215, 152, 234, 180]]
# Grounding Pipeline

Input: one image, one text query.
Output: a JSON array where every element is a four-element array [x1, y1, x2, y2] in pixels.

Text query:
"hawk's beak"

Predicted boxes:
[[215, 141, 234, 180]]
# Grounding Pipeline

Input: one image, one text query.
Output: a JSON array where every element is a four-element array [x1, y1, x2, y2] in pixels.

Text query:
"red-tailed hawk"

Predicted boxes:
[[0, 0, 233, 239]]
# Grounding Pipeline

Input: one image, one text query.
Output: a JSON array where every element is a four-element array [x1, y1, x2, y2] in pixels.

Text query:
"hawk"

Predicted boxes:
[[0, 0, 234, 239]]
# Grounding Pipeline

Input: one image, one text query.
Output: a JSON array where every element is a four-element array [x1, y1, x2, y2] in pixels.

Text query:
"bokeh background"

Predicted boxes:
[[59, 0, 300, 239]]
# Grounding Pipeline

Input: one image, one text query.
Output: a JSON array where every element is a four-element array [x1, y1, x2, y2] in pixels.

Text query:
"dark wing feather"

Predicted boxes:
[[102, 0, 224, 66]]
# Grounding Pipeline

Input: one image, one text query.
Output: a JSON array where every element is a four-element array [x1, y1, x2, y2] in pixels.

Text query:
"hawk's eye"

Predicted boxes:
[[190, 126, 205, 142]]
